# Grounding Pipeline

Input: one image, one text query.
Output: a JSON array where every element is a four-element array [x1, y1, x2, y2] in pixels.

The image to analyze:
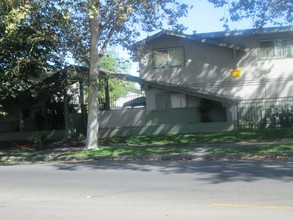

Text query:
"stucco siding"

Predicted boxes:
[[140, 35, 235, 85], [139, 31, 293, 100], [99, 108, 146, 128], [99, 122, 234, 138]]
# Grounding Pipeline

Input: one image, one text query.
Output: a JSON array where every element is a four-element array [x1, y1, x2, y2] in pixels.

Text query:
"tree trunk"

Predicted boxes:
[[86, 78, 99, 149], [86, 1, 100, 149]]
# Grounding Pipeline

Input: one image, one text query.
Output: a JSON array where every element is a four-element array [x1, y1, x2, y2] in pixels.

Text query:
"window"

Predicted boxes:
[[156, 93, 186, 109], [153, 47, 184, 69], [171, 94, 186, 108], [259, 39, 293, 59], [156, 94, 171, 109]]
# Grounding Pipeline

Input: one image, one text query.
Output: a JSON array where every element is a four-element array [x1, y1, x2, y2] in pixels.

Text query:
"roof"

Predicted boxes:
[[43, 65, 88, 84], [137, 30, 249, 52], [142, 80, 236, 104], [136, 26, 293, 52], [195, 26, 293, 38], [99, 68, 142, 83], [43, 65, 142, 85]]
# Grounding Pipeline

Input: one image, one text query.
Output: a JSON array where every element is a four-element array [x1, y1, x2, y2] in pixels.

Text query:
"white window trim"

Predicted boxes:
[[258, 38, 293, 60], [152, 47, 185, 69]]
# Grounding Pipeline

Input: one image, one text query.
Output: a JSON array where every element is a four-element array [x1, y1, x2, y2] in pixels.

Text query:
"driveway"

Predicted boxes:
[[1, 160, 293, 220]]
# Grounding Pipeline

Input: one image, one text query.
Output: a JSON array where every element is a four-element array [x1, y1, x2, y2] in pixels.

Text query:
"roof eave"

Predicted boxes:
[[135, 30, 249, 52], [142, 80, 235, 105]]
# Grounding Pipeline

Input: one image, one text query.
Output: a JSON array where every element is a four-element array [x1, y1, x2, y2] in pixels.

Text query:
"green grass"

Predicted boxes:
[[205, 144, 293, 154], [70, 144, 293, 158], [2, 128, 293, 159], [2, 143, 292, 159], [100, 128, 293, 146], [71, 146, 193, 157]]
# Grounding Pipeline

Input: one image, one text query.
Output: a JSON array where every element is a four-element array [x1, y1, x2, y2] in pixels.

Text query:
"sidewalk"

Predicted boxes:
[[1, 140, 293, 163]]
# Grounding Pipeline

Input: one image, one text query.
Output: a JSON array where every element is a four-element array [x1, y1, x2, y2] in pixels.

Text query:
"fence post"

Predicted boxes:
[[104, 77, 110, 110], [236, 100, 240, 130]]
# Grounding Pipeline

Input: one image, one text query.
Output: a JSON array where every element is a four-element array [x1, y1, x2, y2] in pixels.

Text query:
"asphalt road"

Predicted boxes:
[[1, 160, 293, 220]]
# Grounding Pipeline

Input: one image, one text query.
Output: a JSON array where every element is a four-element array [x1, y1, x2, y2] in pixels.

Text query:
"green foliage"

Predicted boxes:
[[82, 50, 137, 107], [46, 0, 192, 62], [208, 0, 293, 28], [0, 104, 7, 116], [0, 0, 69, 105], [77, 133, 86, 141], [1, 0, 194, 149], [27, 134, 45, 145]]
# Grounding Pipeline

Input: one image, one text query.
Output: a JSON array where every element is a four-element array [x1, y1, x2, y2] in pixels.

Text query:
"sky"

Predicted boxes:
[[180, 0, 255, 34]]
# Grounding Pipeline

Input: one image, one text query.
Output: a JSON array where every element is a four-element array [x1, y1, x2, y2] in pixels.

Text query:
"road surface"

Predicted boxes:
[[1, 160, 293, 219]]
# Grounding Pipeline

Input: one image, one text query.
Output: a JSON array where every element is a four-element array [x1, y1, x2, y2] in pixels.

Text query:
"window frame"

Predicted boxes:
[[152, 47, 185, 69], [156, 93, 187, 110], [258, 38, 293, 60]]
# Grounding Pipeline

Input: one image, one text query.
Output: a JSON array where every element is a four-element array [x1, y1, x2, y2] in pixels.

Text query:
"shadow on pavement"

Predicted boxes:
[[51, 160, 293, 184]]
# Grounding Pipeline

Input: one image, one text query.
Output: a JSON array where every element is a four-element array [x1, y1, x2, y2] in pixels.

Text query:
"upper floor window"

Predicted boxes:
[[152, 47, 184, 69], [259, 39, 293, 59]]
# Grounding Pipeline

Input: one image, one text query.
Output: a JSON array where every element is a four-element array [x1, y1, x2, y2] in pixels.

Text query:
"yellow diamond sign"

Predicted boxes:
[[231, 68, 241, 78]]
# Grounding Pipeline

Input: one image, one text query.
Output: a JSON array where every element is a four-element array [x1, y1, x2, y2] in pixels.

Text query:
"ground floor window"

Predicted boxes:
[[155, 93, 227, 122], [156, 93, 188, 109]]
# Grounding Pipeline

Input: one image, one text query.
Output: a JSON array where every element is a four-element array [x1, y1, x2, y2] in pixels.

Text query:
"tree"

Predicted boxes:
[[0, 104, 7, 116], [99, 51, 136, 110], [0, 0, 189, 149], [0, 0, 68, 106], [49, 0, 192, 149], [208, 0, 293, 28], [82, 51, 137, 110]]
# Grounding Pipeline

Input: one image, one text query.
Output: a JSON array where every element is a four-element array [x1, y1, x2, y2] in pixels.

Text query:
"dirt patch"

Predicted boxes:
[[1, 140, 86, 152]]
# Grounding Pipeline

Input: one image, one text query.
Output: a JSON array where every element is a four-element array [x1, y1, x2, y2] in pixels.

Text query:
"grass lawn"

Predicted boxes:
[[100, 127, 293, 146], [205, 144, 293, 154], [1, 128, 293, 158], [70, 144, 293, 158], [71, 146, 193, 157]]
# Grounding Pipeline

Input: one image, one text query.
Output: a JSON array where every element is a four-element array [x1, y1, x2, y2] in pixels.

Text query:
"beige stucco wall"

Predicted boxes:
[[139, 31, 293, 100], [99, 122, 234, 138], [99, 108, 146, 128], [140, 35, 235, 85]]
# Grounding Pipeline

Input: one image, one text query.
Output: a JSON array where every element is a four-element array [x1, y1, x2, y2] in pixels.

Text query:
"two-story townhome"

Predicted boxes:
[[136, 26, 293, 131]]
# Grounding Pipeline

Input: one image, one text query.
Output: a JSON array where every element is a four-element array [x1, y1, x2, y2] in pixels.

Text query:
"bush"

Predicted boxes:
[[27, 134, 45, 145]]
